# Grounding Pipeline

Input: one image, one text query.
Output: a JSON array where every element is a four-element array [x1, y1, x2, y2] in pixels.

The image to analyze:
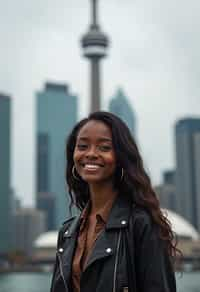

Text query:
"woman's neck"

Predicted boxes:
[[89, 182, 118, 215]]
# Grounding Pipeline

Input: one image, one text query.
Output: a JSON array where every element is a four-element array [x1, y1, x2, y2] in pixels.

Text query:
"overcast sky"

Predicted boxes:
[[0, 0, 200, 206]]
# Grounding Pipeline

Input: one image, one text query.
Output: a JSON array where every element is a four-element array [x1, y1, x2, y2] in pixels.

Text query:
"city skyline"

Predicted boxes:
[[0, 0, 200, 206]]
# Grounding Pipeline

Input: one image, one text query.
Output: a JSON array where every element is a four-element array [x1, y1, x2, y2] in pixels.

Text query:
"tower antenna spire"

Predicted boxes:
[[91, 0, 98, 27]]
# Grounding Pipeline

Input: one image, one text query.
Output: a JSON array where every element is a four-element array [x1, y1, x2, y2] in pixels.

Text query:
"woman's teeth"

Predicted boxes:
[[84, 164, 101, 170]]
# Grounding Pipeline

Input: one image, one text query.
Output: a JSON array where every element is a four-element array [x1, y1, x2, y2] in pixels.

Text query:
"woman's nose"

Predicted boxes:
[[85, 146, 98, 158]]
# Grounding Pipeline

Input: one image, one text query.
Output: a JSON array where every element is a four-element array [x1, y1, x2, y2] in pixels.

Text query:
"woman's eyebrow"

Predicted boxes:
[[77, 137, 88, 141], [97, 137, 112, 142], [77, 136, 112, 142]]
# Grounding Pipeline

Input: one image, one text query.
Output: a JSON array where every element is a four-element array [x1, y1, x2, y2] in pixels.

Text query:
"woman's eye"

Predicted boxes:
[[99, 145, 112, 151], [77, 144, 87, 150]]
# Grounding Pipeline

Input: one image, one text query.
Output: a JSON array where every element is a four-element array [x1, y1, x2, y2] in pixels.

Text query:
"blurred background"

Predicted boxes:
[[0, 0, 200, 291]]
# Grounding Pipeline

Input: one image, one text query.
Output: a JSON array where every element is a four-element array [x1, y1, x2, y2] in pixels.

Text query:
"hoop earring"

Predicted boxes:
[[120, 168, 124, 181], [72, 165, 81, 181]]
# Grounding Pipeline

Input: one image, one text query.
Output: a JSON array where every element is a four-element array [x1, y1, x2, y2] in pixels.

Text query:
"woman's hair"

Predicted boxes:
[[66, 111, 179, 261]]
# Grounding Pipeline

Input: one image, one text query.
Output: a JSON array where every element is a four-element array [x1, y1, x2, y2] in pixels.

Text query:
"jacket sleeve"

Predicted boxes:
[[133, 211, 177, 292]]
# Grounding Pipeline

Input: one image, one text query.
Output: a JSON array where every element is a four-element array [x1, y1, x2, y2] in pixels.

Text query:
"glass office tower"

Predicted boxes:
[[36, 82, 77, 228]]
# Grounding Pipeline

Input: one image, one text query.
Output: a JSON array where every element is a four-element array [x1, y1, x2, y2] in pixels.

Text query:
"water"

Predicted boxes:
[[0, 272, 199, 292], [0, 273, 51, 292]]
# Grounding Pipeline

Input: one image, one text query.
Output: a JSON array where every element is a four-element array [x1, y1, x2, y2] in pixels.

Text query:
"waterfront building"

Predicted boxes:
[[175, 118, 200, 231], [108, 88, 137, 138], [163, 170, 176, 186], [13, 208, 46, 254], [155, 170, 177, 212], [0, 93, 12, 253], [32, 231, 58, 264], [10, 188, 21, 214], [37, 192, 55, 230], [36, 82, 77, 228], [155, 184, 177, 212]]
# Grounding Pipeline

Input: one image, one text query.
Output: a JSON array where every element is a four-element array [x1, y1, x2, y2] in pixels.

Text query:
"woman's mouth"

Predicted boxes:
[[82, 163, 103, 171]]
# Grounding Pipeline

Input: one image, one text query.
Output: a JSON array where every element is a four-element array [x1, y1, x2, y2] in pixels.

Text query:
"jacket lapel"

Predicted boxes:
[[84, 228, 117, 270], [84, 195, 132, 271], [58, 215, 80, 283]]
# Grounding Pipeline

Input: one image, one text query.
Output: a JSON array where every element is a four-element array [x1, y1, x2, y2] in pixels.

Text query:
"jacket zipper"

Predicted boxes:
[[113, 229, 122, 292], [57, 252, 69, 292]]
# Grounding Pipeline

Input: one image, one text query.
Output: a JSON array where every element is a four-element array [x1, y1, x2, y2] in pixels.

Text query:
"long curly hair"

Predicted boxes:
[[66, 111, 179, 261]]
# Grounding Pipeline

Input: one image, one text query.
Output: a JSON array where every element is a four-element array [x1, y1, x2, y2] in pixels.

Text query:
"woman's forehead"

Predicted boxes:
[[77, 120, 112, 139]]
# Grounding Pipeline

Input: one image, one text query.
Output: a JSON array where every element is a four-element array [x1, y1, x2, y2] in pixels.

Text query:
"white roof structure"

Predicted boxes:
[[34, 231, 58, 248], [34, 209, 199, 249], [162, 209, 199, 240]]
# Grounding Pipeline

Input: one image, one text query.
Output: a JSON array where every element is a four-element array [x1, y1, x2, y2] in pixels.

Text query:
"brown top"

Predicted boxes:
[[72, 199, 115, 292]]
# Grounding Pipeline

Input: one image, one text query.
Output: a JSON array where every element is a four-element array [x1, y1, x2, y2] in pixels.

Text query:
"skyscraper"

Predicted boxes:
[[108, 88, 137, 138], [0, 93, 12, 253], [36, 82, 77, 228], [155, 170, 177, 212], [175, 118, 200, 231], [13, 208, 46, 254], [81, 0, 109, 112]]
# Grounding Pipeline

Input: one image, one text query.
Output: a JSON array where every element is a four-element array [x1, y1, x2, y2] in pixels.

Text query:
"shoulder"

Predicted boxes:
[[130, 205, 159, 240], [131, 205, 153, 226]]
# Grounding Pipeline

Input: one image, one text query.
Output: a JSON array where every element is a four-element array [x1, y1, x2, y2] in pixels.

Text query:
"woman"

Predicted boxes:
[[50, 111, 177, 292]]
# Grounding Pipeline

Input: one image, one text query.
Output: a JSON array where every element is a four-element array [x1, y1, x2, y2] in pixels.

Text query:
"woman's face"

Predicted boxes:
[[73, 120, 116, 185]]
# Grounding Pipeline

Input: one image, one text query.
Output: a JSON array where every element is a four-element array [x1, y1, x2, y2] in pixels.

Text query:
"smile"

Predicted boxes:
[[83, 164, 103, 170]]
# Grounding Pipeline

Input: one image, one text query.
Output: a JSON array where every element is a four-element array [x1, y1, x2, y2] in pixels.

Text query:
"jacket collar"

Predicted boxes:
[[63, 215, 81, 238], [63, 194, 132, 238], [64, 194, 132, 238], [105, 194, 132, 229]]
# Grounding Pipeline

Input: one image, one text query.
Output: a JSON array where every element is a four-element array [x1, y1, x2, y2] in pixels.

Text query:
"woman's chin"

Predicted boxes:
[[81, 175, 103, 184]]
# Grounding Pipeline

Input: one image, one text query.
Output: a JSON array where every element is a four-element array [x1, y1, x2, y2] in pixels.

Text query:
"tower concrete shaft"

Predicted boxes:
[[91, 57, 100, 111], [81, 0, 109, 113]]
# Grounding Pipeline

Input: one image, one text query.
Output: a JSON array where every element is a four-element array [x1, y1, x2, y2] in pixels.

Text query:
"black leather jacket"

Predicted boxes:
[[50, 195, 176, 292]]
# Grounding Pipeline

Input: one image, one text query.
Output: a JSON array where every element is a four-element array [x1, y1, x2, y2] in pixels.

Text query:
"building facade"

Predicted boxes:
[[175, 118, 200, 231], [155, 170, 177, 212], [0, 93, 12, 253], [163, 170, 176, 186], [155, 184, 177, 212], [108, 88, 137, 139], [36, 82, 77, 228], [37, 192, 55, 230], [13, 208, 46, 254]]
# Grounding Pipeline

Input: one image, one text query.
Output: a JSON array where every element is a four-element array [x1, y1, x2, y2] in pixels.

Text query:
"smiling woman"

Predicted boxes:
[[50, 111, 178, 292]]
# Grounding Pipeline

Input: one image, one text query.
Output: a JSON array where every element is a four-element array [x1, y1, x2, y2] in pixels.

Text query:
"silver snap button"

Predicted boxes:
[[64, 230, 69, 235], [121, 220, 127, 225], [58, 248, 64, 253], [106, 248, 112, 253]]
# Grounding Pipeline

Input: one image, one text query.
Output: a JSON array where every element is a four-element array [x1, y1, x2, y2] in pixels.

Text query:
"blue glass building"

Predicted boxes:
[[0, 93, 12, 253], [36, 82, 77, 228], [175, 118, 200, 231], [108, 88, 137, 139]]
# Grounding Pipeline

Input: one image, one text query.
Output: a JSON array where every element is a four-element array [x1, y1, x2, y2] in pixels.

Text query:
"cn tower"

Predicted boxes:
[[81, 0, 109, 112]]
